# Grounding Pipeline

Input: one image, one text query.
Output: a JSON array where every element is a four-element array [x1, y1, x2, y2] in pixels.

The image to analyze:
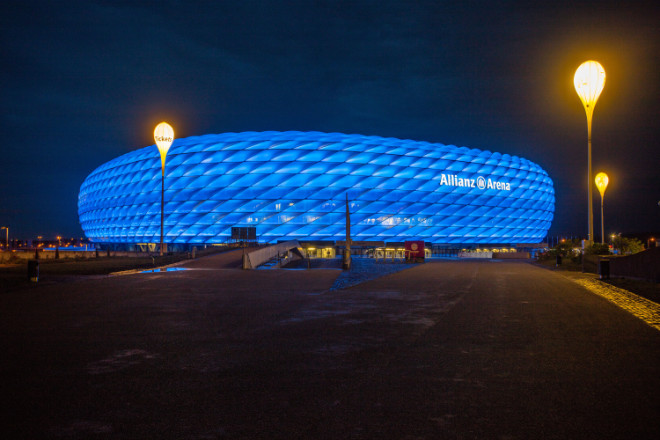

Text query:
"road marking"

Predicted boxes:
[[571, 277, 660, 332]]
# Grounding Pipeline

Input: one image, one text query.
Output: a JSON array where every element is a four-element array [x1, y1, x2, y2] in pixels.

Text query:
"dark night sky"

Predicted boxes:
[[1, 0, 659, 241]]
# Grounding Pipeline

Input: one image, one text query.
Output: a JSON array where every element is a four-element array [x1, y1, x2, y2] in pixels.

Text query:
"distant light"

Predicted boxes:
[[574, 61, 606, 113], [595, 172, 609, 197]]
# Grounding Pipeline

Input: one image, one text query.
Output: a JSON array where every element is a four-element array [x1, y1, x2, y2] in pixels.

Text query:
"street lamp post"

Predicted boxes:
[[574, 61, 606, 244], [594, 172, 609, 244], [154, 122, 174, 256]]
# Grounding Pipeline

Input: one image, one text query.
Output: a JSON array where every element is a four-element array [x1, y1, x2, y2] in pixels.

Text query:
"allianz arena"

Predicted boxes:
[[78, 131, 554, 245]]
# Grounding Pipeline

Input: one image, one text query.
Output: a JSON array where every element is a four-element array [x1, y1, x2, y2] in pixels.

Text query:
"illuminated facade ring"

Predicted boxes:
[[78, 131, 555, 244]]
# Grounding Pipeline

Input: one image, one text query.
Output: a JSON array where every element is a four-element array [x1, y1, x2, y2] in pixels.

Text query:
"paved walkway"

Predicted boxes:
[[2, 260, 658, 439], [330, 258, 416, 290]]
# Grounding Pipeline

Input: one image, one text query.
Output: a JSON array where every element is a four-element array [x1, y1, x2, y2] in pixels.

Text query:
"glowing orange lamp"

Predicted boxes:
[[574, 60, 606, 243], [154, 122, 174, 256], [594, 172, 609, 244]]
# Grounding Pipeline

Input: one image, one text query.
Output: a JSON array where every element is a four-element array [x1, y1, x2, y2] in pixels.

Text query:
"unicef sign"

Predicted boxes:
[[440, 173, 511, 191]]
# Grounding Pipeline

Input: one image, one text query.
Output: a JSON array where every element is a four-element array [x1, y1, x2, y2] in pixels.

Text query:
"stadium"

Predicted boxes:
[[78, 131, 554, 253]]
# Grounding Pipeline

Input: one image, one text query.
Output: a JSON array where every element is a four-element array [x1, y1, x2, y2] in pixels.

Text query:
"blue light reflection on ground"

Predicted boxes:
[[141, 267, 189, 273]]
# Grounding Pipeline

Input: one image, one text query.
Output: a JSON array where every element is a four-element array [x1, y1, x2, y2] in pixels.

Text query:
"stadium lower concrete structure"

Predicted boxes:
[[78, 131, 555, 250]]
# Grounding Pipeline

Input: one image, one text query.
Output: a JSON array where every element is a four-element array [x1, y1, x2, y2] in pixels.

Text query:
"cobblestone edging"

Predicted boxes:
[[330, 258, 417, 291], [571, 277, 660, 332]]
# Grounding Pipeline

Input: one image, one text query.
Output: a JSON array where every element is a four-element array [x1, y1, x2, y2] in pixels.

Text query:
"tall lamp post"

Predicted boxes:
[[574, 60, 606, 243], [594, 172, 609, 244], [154, 122, 174, 256]]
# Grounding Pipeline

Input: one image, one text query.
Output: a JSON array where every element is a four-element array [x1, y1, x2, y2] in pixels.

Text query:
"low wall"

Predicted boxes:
[[243, 241, 305, 269], [609, 247, 660, 282], [458, 252, 493, 259], [493, 252, 530, 259]]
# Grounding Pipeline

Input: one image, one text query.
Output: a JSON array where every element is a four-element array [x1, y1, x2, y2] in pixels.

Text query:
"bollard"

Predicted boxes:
[[192, 246, 196, 259], [556, 255, 562, 267], [599, 259, 610, 280], [27, 259, 39, 282]]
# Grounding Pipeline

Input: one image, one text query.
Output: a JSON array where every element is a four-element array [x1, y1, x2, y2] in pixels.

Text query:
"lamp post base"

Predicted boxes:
[[342, 253, 351, 270]]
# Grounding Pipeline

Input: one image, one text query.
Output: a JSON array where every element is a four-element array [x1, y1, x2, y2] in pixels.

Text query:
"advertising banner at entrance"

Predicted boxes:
[[404, 240, 425, 261]]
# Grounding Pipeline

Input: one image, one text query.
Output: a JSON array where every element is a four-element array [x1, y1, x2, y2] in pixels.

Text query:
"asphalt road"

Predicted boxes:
[[1, 253, 658, 439]]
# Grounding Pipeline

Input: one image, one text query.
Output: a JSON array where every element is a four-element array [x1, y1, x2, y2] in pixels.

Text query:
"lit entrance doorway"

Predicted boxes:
[[305, 247, 336, 259]]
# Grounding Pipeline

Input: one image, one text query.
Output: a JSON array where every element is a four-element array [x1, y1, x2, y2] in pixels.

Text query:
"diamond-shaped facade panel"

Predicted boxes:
[[78, 131, 555, 244]]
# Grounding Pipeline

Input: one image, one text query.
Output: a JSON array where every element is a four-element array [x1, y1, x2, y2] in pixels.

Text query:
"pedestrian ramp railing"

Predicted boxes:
[[242, 240, 306, 269]]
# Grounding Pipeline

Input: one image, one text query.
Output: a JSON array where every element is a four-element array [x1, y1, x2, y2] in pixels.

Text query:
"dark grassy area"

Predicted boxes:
[[0, 247, 232, 293], [7, 255, 179, 274], [0, 256, 178, 294]]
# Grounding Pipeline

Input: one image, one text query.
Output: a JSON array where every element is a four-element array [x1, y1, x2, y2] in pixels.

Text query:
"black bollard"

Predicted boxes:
[[599, 259, 610, 280], [27, 259, 39, 282]]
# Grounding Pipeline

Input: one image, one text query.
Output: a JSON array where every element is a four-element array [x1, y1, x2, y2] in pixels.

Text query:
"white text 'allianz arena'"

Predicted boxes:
[[78, 131, 555, 244]]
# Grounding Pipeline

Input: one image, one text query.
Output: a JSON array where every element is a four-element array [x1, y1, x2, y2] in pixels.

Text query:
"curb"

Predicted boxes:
[[564, 274, 660, 332]]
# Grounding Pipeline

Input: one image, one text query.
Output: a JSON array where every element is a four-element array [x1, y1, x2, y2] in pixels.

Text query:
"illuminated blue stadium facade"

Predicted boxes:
[[78, 131, 554, 244]]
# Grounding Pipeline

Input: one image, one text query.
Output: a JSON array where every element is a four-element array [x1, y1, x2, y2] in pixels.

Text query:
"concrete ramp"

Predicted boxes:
[[242, 241, 306, 269]]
